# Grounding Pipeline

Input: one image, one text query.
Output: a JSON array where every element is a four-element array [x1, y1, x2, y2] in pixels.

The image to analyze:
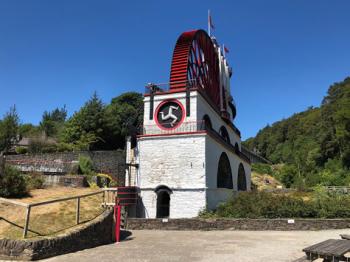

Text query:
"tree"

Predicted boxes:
[[106, 92, 143, 149], [40, 106, 67, 137], [0, 106, 19, 177], [0, 106, 20, 153], [61, 93, 109, 150], [243, 77, 350, 188]]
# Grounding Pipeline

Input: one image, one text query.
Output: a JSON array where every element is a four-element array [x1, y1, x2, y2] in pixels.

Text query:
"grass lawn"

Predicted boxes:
[[0, 187, 105, 239]]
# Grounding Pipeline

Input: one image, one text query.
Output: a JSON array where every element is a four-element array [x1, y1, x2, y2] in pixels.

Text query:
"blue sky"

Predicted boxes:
[[0, 0, 349, 140]]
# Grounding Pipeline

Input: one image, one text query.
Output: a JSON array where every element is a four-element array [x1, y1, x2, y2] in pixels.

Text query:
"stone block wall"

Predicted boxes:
[[127, 218, 350, 231], [5, 150, 126, 185], [0, 210, 114, 261]]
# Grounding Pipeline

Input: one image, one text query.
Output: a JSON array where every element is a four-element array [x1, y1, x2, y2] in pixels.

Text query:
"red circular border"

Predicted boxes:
[[154, 99, 186, 131]]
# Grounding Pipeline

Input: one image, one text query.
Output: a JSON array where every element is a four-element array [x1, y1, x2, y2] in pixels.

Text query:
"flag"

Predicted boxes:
[[224, 46, 229, 54], [208, 11, 215, 30]]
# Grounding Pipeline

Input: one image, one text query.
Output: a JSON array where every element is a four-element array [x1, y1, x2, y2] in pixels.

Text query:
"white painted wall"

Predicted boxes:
[[196, 94, 241, 148], [205, 135, 251, 210], [141, 189, 206, 218], [138, 134, 206, 189], [143, 91, 198, 128], [136, 90, 251, 218]]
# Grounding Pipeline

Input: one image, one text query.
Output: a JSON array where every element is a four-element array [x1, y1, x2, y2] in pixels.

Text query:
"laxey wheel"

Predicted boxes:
[[169, 29, 221, 112]]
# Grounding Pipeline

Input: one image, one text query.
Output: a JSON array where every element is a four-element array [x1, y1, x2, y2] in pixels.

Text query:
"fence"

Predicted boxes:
[[0, 190, 104, 238], [324, 186, 350, 194]]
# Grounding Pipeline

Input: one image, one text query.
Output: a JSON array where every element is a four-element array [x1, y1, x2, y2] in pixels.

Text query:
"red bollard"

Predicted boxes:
[[115, 205, 121, 243]]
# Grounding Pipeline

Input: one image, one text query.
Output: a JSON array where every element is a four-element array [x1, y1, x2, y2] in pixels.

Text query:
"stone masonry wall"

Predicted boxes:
[[127, 218, 350, 231], [0, 210, 114, 261], [5, 150, 126, 185]]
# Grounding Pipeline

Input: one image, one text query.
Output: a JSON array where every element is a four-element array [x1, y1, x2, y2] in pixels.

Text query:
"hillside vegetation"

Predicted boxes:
[[244, 77, 350, 188]]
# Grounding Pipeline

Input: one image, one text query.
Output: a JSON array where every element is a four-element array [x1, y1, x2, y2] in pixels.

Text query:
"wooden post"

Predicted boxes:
[[102, 190, 105, 208], [23, 206, 31, 238], [76, 197, 80, 225]]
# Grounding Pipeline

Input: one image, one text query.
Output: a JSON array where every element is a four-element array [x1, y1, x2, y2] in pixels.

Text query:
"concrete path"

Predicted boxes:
[[44, 229, 350, 262]]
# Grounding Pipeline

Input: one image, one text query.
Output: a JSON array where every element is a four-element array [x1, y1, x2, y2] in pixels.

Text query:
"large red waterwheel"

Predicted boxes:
[[169, 29, 221, 111]]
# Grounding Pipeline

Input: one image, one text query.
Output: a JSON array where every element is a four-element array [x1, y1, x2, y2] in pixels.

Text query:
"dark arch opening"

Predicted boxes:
[[202, 115, 212, 130], [219, 126, 230, 144], [155, 185, 172, 218], [234, 143, 240, 154], [238, 163, 247, 191], [217, 152, 233, 189]]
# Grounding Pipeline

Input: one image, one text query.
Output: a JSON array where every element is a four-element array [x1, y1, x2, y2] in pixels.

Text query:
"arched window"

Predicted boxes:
[[217, 153, 233, 189], [238, 163, 247, 191], [202, 115, 212, 130], [155, 185, 172, 218], [219, 126, 230, 144], [234, 143, 240, 154]]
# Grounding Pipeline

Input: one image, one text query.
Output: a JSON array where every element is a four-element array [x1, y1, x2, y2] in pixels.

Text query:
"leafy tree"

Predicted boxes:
[[61, 93, 109, 150], [40, 106, 67, 137], [19, 123, 40, 138], [105, 92, 143, 149], [243, 77, 350, 187], [0, 106, 19, 153]]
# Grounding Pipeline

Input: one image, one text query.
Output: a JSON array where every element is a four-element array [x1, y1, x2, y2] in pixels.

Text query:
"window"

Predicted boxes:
[[234, 143, 240, 154], [219, 126, 230, 144], [202, 115, 212, 130], [217, 153, 233, 189]]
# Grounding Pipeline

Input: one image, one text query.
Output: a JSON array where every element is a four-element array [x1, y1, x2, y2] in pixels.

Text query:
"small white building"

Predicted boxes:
[[126, 29, 251, 218]]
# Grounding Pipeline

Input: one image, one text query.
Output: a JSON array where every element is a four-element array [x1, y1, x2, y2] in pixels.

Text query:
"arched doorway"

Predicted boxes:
[[217, 152, 233, 189], [238, 163, 247, 191], [155, 185, 172, 218]]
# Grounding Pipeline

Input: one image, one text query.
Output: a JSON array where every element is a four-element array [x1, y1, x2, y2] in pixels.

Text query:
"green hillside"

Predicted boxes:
[[244, 77, 350, 188]]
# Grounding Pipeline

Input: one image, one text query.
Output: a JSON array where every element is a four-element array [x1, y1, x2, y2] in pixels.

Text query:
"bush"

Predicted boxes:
[[0, 166, 28, 197], [15, 146, 28, 154], [78, 155, 94, 176], [78, 155, 96, 188], [205, 191, 350, 219], [252, 163, 273, 175], [25, 173, 45, 190]]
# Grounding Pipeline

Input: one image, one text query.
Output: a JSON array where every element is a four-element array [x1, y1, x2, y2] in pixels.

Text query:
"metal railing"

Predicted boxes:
[[0, 190, 104, 238], [324, 186, 350, 194], [144, 79, 197, 94], [141, 120, 206, 136]]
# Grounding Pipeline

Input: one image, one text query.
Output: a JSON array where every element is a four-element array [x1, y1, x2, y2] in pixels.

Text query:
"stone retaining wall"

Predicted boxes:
[[0, 210, 114, 261], [127, 218, 350, 231], [5, 150, 126, 185]]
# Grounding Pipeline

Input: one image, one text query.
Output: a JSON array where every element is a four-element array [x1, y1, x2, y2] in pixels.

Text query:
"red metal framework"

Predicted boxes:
[[114, 186, 139, 243], [169, 30, 220, 111]]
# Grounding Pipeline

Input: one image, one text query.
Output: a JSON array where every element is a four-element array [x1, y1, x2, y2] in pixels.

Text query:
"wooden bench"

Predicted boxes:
[[303, 239, 350, 261]]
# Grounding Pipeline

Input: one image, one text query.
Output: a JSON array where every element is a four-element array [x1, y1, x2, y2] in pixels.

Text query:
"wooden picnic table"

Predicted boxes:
[[303, 239, 350, 261]]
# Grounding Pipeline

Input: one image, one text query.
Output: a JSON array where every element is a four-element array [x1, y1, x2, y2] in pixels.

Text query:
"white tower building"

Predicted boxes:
[[126, 29, 251, 218]]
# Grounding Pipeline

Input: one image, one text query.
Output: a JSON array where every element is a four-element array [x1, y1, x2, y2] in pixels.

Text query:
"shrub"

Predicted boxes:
[[252, 163, 273, 175], [97, 173, 115, 187], [15, 146, 28, 154], [25, 173, 45, 190], [0, 166, 28, 197], [208, 191, 350, 219], [78, 155, 96, 188], [57, 142, 75, 152], [78, 155, 94, 176], [68, 161, 80, 174]]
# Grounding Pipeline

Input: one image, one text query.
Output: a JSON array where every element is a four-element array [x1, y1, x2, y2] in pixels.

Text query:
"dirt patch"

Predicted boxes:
[[0, 187, 104, 239]]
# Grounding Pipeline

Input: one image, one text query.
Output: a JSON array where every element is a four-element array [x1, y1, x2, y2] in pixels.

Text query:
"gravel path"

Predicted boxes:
[[43, 229, 350, 262]]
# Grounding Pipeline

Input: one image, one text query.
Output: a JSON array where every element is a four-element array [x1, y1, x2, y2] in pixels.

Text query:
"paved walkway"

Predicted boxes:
[[44, 229, 350, 262]]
